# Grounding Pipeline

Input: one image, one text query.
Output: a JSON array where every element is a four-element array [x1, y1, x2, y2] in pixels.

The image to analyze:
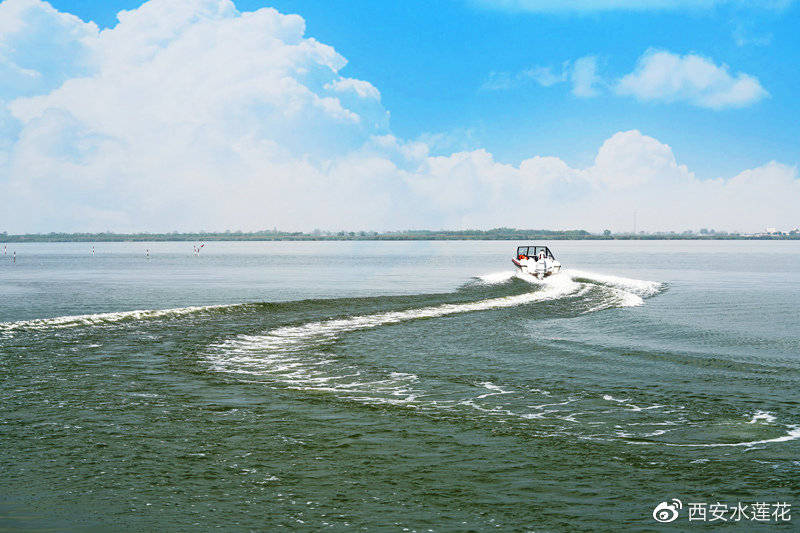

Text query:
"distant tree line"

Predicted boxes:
[[0, 228, 798, 242]]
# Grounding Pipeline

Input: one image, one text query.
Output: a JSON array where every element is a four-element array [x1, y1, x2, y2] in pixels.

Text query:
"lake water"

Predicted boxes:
[[1, 240, 798, 530]]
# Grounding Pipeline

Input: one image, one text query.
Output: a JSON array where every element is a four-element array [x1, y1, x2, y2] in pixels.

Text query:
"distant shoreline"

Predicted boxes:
[[2, 230, 798, 242]]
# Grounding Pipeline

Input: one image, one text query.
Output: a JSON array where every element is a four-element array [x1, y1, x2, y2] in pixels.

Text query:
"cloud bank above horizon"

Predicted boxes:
[[0, 0, 798, 234]]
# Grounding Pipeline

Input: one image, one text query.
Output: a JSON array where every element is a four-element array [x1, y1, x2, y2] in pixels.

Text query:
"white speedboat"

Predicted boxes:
[[511, 245, 562, 279]]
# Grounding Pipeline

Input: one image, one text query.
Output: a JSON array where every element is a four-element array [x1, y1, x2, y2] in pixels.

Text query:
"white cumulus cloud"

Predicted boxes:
[[402, 130, 799, 232], [0, 0, 98, 99], [616, 49, 768, 109], [0, 0, 797, 235]]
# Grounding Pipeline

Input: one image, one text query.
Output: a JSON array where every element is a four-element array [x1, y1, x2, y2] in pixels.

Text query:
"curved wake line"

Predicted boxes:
[[207, 270, 662, 400], [567, 269, 663, 299], [210, 275, 584, 356], [0, 304, 238, 335], [627, 426, 800, 448], [481, 268, 663, 311], [1, 268, 664, 337], [205, 271, 660, 411], [479, 268, 662, 297]]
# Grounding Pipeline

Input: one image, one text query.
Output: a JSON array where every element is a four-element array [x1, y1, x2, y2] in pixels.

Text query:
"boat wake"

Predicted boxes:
[[479, 268, 663, 311], [0, 304, 243, 337], [0, 268, 662, 337], [200, 271, 799, 449], [200, 270, 674, 437], [4, 267, 796, 449]]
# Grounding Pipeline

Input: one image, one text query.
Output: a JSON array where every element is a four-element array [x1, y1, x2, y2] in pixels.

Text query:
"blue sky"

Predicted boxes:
[[1, 0, 799, 232], [48, 0, 800, 177]]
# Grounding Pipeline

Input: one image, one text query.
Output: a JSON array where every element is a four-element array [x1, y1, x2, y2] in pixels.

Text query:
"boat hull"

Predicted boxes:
[[512, 258, 561, 279]]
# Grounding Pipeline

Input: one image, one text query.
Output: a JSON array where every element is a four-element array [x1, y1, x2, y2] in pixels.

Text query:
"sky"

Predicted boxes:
[[0, 0, 799, 233]]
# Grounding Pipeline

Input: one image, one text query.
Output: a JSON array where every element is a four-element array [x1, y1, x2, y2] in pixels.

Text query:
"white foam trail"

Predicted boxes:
[[511, 268, 660, 309], [476, 382, 515, 399], [206, 270, 665, 407], [602, 394, 661, 412], [614, 288, 645, 308], [748, 410, 777, 424], [628, 425, 800, 448], [603, 395, 631, 403], [0, 304, 236, 334], [564, 269, 661, 310], [211, 274, 582, 357], [206, 277, 583, 406], [567, 269, 663, 298], [2, 268, 663, 337]]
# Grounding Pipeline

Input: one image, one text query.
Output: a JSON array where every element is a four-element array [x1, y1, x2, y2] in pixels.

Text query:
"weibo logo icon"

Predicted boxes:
[[653, 499, 683, 523]]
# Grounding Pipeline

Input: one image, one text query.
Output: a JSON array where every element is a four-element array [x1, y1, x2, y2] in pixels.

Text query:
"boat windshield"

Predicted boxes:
[[516, 246, 554, 260]]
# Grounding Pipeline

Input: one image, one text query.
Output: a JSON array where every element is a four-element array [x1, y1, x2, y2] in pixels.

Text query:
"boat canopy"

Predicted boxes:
[[516, 246, 555, 260]]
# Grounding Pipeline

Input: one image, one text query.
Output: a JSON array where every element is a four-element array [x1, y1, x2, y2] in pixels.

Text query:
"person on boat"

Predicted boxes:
[[537, 250, 549, 274]]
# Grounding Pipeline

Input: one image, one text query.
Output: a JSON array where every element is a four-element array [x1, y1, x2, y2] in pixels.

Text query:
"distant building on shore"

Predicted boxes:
[[750, 227, 790, 237]]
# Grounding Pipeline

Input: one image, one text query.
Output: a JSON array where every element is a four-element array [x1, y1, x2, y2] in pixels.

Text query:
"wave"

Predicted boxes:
[[206, 321, 800, 449], [0, 303, 241, 336], [203, 272, 667, 422], [628, 425, 800, 448], [7, 267, 794, 451], [567, 269, 663, 298], [749, 410, 777, 424], [214, 273, 582, 352], [200, 264, 799, 451], [203, 275, 590, 410], [204, 274, 585, 390], [0, 268, 663, 338]]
